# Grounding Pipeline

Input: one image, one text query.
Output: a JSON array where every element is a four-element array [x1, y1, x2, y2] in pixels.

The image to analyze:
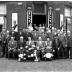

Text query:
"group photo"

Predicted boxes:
[[0, 1, 72, 72], [0, 23, 70, 62]]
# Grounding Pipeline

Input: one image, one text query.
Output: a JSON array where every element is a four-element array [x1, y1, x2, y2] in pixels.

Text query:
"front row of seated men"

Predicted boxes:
[[7, 35, 63, 62]]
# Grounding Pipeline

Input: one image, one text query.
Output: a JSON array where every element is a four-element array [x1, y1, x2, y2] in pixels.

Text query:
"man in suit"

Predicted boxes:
[[1, 29, 7, 56], [0, 34, 3, 57], [25, 29, 33, 41], [52, 35, 62, 59], [33, 24, 38, 31], [36, 37, 44, 60], [18, 36, 26, 61], [8, 37, 17, 58], [32, 30, 39, 41], [67, 31, 72, 59], [41, 31, 47, 41], [60, 33, 67, 59], [5, 30, 11, 58]]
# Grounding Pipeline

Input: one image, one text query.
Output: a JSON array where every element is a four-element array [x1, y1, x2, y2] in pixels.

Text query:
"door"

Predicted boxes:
[[0, 25, 2, 32], [33, 14, 46, 27]]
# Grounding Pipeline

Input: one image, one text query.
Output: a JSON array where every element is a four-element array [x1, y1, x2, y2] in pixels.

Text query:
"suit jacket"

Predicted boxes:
[[17, 40, 26, 48], [32, 31, 39, 41], [26, 40, 35, 48], [8, 40, 17, 49], [52, 38, 62, 50], [25, 32, 33, 41], [67, 36, 72, 47], [36, 41, 44, 48]]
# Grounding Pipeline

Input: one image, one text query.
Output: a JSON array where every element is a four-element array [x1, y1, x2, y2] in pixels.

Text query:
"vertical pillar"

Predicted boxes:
[[27, 7, 32, 28], [48, 7, 53, 31]]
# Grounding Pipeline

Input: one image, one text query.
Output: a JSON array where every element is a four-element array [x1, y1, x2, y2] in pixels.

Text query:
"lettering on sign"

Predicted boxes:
[[48, 7, 53, 30], [27, 7, 32, 27]]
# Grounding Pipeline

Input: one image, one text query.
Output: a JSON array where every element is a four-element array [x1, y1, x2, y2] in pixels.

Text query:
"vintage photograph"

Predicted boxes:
[[0, 1, 72, 72]]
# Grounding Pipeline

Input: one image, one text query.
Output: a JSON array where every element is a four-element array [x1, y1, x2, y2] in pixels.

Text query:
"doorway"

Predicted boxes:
[[32, 15, 46, 27], [0, 25, 2, 32]]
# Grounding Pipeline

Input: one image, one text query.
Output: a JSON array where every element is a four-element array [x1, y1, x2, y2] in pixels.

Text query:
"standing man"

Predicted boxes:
[[1, 29, 7, 56], [67, 31, 72, 59], [52, 35, 62, 59]]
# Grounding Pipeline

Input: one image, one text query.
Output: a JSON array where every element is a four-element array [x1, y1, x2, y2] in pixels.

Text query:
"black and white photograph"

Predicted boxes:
[[0, 0, 72, 72]]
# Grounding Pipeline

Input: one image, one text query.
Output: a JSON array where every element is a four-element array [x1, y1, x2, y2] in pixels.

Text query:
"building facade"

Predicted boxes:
[[0, 1, 72, 33]]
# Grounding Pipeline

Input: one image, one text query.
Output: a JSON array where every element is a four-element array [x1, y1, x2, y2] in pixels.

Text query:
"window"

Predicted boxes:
[[0, 4, 6, 15], [71, 8, 72, 16], [34, 4, 44, 13], [67, 18, 71, 24], [0, 16, 4, 24], [65, 7, 70, 17], [64, 7, 72, 32]]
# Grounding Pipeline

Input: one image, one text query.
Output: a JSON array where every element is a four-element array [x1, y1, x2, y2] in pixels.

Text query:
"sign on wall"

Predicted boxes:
[[60, 14, 63, 31], [27, 7, 32, 27], [0, 16, 4, 24], [48, 7, 53, 30], [60, 14, 63, 27], [12, 13, 18, 31]]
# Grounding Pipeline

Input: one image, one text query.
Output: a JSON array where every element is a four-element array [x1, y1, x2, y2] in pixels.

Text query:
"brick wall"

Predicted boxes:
[[6, 2, 27, 31], [6, 1, 65, 31], [47, 2, 64, 29]]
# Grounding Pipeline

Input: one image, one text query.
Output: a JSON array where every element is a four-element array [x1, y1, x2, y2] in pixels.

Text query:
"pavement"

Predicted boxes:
[[0, 58, 72, 72]]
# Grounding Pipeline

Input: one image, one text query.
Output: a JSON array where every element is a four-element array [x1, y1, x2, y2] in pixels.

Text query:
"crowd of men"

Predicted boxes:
[[0, 24, 72, 62]]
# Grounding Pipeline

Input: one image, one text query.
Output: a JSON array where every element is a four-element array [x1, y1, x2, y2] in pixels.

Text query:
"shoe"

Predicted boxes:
[[18, 58, 21, 62]]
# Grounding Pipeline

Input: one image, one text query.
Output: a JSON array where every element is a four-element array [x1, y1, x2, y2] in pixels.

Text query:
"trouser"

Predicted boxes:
[[53, 48, 58, 59], [66, 47, 72, 59], [57, 48, 62, 59], [53, 48, 63, 59], [2, 43, 6, 56], [63, 47, 68, 58]]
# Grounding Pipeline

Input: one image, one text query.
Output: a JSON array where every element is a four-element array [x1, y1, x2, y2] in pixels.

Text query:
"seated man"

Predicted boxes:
[[18, 36, 26, 62], [36, 37, 45, 61], [8, 36, 17, 58], [43, 38, 53, 60], [36, 37, 44, 50], [25, 37, 36, 61], [26, 37, 35, 47]]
